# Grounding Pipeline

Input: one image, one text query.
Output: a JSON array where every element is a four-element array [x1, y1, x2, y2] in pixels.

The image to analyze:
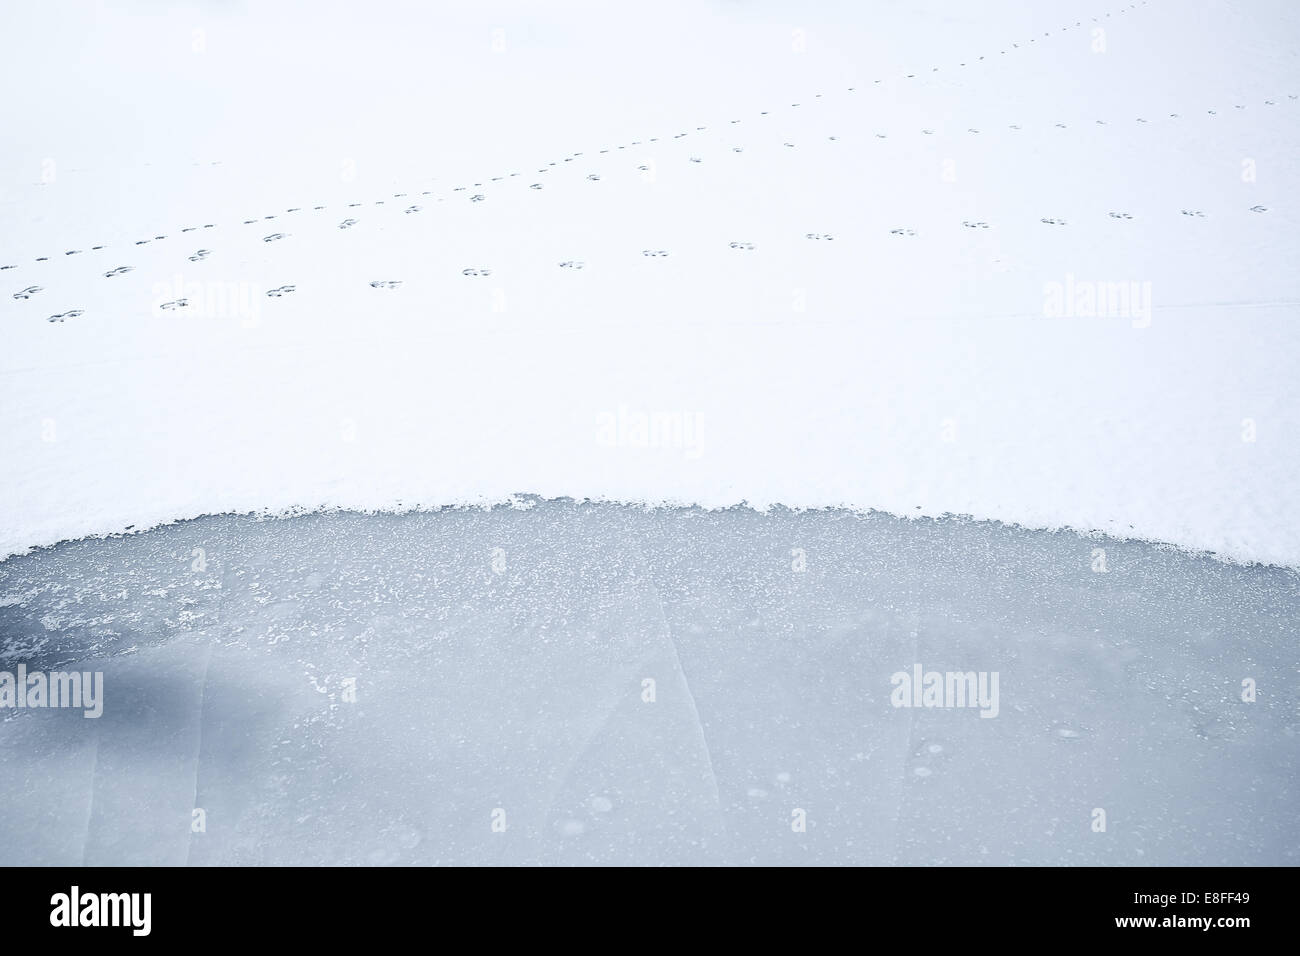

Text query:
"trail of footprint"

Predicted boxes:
[[11, 4, 1162, 265]]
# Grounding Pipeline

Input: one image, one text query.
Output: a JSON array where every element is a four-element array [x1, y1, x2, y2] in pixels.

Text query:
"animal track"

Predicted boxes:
[[558, 260, 585, 270], [805, 233, 834, 241], [266, 285, 296, 297], [12, 286, 42, 299], [1250, 205, 1268, 213], [461, 268, 492, 277], [104, 266, 133, 277], [404, 206, 421, 214], [12, 7, 1289, 316], [159, 299, 188, 311], [1181, 209, 1205, 218], [188, 250, 211, 261], [369, 280, 402, 289], [47, 310, 83, 323]]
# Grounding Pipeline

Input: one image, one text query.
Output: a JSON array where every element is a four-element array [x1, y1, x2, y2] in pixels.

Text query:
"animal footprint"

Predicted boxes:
[[64, 250, 81, 256], [530, 183, 544, 190], [266, 285, 296, 297], [1181, 209, 1205, 218], [188, 249, 211, 261], [403, 205, 421, 214], [0, 264, 15, 271], [641, 250, 669, 257], [462, 268, 492, 277], [1040, 218, 1067, 226], [469, 194, 486, 202], [890, 228, 916, 236], [805, 233, 834, 241], [369, 280, 403, 289], [1108, 212, 1133, 220], [1250, 205, 1268, 213], [558, 260, 586, 270], [159, 299, 189, 311], [962, 221, 990, 229], [263, 233, 287, 242], [12, 285, 41, 299], [586, 174, 601, 181], [47, 310, 83, 323], [339, 219, 358, 229], [729, 241, 755, 250], [104, 266, 133, 277]]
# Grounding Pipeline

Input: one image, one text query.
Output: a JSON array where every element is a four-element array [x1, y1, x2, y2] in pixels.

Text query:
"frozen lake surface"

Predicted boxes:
[[1, 501, 1295, 865]]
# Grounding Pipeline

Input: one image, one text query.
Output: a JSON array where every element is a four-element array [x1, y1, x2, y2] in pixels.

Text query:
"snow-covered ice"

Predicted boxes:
[[2, 0, 1298, 565]]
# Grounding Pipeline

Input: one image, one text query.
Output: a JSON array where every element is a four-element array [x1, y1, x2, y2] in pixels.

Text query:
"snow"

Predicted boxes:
[[2, 0, 1298, 567]]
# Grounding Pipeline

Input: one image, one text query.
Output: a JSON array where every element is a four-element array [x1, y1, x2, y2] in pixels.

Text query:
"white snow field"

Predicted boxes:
[[1, 0, 1298, 566], [1, 0, 1299, 866]]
